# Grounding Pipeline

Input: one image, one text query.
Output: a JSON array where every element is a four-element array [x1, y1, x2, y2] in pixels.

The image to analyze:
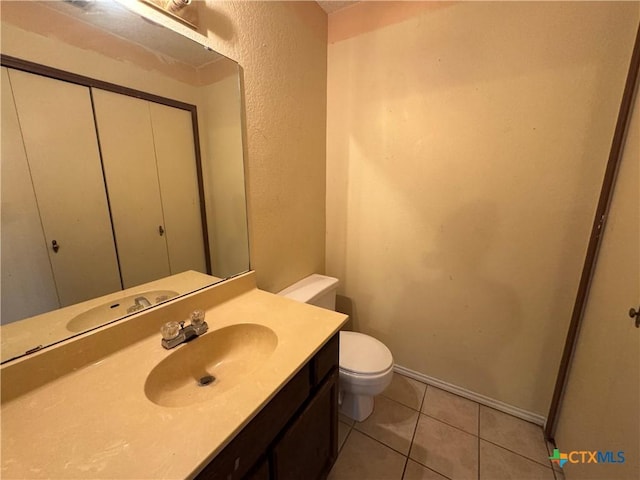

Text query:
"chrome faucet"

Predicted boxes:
[[161, 310, 208, 349], [135, 296, 152, 307], [127, 296, 152, 313]]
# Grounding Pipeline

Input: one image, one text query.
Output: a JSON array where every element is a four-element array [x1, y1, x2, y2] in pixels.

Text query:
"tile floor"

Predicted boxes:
[[328, 373, 565, 480]]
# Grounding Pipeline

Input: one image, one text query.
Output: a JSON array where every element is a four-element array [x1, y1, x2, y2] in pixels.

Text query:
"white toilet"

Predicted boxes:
[[278, 274, 394, 421]]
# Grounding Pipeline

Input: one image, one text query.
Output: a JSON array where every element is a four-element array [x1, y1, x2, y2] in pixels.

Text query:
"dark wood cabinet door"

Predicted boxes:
[[195, 364, 310, 480], [244, 456, 269, 480], [271, 369, 339, 480]]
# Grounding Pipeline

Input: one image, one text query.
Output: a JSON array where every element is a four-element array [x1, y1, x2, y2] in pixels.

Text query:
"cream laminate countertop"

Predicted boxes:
[[0, 272, 348, 479]]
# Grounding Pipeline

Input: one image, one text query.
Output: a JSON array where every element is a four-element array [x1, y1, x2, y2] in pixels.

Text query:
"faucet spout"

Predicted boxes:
[[134, 296, 152, 308], [126, 296, 152, 313]]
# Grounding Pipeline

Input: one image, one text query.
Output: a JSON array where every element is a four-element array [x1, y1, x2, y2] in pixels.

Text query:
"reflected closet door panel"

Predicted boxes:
[[7, 69, 121, 307], [92, 88, 170, 288], [0, 67, 59, 322], [149, 102, 206, 275]]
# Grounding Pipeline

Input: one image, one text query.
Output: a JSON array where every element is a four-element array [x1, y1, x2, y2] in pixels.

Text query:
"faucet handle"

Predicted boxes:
[[190, 310, 205, 327], [161, 321, 180, 340]]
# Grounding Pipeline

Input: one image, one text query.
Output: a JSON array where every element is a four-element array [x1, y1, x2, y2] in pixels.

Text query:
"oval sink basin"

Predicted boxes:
[[144, 323, 278, 408], [66, 290, 179, 332]]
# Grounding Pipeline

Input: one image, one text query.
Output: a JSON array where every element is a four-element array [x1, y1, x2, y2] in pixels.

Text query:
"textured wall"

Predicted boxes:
[[326, 1, 639, 415], [199, 1, 328, 293]]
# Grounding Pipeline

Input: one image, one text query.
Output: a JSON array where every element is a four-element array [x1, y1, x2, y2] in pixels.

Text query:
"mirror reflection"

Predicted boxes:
[[0, 0, 249, 363]]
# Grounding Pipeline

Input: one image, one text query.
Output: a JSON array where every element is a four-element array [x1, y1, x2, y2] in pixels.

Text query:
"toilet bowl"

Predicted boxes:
[[278, 274, 394, 421]]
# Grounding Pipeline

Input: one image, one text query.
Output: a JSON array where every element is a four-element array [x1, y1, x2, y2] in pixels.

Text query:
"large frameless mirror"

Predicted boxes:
[[0, 0, 249, 363]]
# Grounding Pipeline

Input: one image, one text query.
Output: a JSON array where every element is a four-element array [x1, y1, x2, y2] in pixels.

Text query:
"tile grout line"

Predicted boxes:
[[380, 392, 422, 414], [477, 405, 552, 469], [353, 426, 413, 459], [338, 422, 353, 455], [393, 376, 551, 476], [480, 437, 555, 471], [401, 382, 429, 479], [339, 374, 552, 480], [419, 382, 428, 412], [383, 386, 482, 438], [403, 384, 456, 480], [419, 411, 479, 437], [408, 455, 455, 480]]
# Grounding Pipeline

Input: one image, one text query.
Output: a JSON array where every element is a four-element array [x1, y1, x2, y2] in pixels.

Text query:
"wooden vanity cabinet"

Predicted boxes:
[[195, 333, 339, 480]]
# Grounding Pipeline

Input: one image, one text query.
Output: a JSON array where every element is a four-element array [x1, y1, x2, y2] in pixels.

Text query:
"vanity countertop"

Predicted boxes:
[[0, 272, 348, 479]]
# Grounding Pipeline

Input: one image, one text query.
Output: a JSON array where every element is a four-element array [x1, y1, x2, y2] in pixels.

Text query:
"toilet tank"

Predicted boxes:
[[278, 274, 339, 310]]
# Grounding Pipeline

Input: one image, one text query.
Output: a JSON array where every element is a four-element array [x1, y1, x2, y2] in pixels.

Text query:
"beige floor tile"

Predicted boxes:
[[480, 440, 555, 480], [328, 429, 406, 480], [422, 386, 479, 435], [338, 421, 351, 451], [383, 373, 427, 411], [552, 468, 565, 480], [410, 415, 478, 480], [479, 406, 549, 466], [354, 395, 420, 455], [339, 413, 356, 426], [403, 459, 449, 480]]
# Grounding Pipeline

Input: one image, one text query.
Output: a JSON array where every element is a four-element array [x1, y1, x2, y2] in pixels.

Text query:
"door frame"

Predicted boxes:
[[545, 23, 640, 440]]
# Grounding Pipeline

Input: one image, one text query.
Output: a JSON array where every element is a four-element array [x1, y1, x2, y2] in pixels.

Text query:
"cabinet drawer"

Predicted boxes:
[[195, 363, 310, 480]]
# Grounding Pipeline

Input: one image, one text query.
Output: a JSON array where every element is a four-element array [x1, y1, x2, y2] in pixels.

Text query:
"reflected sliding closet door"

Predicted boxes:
[[5, 68, 121, 308], [92, 89, 171, 289], [149, 102, 206, 276], [0, 67, 58, 322], [92, 89, 206, 289]]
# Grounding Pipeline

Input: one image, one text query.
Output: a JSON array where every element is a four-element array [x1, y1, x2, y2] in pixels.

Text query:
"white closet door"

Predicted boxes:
[[1, 67, 59, 323], [7, 69, 121, 307], [91, 88, 170, 288], [149, 102, 206, 275], [555, 91, 639, 479]]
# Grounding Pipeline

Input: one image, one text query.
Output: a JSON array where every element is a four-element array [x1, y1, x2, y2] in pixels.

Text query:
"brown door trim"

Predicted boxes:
[[545, 22, 640, 441]]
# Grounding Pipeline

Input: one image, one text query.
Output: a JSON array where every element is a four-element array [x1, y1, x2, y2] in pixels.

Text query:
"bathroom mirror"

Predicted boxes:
[[0, 0, 249, 363]]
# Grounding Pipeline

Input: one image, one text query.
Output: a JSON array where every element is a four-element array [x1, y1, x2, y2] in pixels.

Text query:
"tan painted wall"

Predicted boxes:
[[326, 1, 639, 415], [198, 1, 328, 293]]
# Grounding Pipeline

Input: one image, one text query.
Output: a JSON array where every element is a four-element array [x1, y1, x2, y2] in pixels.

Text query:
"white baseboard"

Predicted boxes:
[[393, 364, 546, 427]]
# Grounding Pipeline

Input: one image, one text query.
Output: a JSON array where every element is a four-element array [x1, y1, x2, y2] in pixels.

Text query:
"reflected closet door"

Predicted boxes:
[[0, 67, 58, 323], [7, 69, 121, 307], [91, 88, 171, 288], [149, 102, 206, 275]]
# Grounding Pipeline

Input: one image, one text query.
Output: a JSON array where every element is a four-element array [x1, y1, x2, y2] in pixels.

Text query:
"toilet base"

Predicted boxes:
[[339, 390, 374, 422]]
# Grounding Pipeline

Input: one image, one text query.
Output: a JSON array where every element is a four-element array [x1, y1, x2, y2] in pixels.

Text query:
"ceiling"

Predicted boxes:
[[316, 1, 358, 14]]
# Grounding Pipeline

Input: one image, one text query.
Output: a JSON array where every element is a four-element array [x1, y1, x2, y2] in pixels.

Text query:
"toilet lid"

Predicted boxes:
[[340, 331, 393, 375]]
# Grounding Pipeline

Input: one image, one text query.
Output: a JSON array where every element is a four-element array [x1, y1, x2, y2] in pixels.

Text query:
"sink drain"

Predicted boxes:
[[197, 374, 215, 387]]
